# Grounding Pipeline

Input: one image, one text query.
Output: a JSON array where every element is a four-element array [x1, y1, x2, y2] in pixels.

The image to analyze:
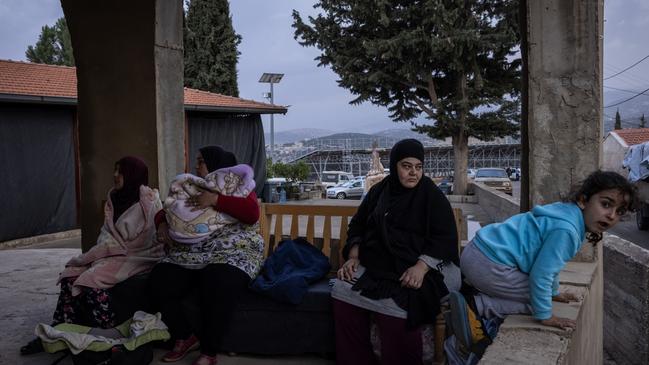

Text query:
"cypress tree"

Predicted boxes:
[[26, 18, 74, 66], [641, 113, 646, 128], [184, 0, 241, 96], [293, 0, 521, 194], [615, 109, 621, 130]]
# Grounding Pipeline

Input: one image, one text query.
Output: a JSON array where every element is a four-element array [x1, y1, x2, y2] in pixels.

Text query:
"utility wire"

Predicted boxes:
[[604, 85, 649, 95], [604, 53, 649, 80], [604, 86, 649, 108]]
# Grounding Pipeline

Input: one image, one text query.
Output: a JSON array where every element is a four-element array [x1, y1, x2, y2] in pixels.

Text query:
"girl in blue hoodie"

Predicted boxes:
[[450, 170, 637, 350]]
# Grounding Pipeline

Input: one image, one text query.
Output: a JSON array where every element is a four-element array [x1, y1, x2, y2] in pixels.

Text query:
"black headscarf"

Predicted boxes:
[[199, 145, 237, 173], [343, 138, 458, 327], [110, 156, 148, 223]]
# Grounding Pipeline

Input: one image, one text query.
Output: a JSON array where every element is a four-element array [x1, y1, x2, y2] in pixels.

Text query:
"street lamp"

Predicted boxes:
[[259, 72, 284, 161]]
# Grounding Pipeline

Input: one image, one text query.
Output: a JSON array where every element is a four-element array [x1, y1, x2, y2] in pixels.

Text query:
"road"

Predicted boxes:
[[510, 181, 649, 249]]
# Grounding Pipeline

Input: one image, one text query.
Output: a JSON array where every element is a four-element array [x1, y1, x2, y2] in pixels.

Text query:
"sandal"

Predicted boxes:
[[20, 337, 44, 355]]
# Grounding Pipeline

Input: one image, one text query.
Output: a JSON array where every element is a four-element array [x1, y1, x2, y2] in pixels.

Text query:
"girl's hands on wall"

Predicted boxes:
[[540, 315, 576, 330], [552, 291, 580, 303]]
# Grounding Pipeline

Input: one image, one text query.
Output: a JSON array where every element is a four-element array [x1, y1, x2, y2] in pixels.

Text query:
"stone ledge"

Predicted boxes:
[[481, 255, 600, 364]]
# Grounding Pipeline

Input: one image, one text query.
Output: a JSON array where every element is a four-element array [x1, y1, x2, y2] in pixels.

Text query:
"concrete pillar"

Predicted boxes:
[[61, 0, 185, 250], [526, 0, 604, 205]]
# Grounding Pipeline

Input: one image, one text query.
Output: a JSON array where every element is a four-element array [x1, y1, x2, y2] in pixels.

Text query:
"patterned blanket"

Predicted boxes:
[[164, 164, 256, 244]]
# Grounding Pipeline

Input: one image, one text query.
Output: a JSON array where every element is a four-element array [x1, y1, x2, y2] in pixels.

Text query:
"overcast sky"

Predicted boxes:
[[0, 0, 648, 132]]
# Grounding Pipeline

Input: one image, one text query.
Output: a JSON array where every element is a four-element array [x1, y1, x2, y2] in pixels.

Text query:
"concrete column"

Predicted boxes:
[[61, 0, 184, 250], [526, 0, 604, 205]]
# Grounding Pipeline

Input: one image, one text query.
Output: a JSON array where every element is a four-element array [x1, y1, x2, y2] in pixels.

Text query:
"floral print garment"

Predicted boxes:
[[53, 277, 115, 328], [162, 222, 264, 279]]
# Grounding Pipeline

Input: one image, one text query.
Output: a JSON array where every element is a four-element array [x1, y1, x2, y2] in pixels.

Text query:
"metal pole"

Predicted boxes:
[[270, 82, 275, 161]]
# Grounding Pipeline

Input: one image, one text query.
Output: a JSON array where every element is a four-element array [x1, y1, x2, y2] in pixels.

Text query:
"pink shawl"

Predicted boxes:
[[59, 186, 163, 295]]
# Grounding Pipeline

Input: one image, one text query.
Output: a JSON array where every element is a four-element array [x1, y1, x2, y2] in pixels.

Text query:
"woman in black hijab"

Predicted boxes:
[[332, 139, 460, 365], [150, 145, 263, 365]]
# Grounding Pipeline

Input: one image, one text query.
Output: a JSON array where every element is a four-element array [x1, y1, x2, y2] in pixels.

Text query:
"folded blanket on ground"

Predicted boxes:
[[35, 311, 170, 355], [164, 164, 255, 244]]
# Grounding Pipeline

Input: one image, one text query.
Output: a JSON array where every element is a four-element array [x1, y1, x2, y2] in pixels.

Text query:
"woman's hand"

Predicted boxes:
[[156, 222, 172, 246], [552, 291, 580, 303], [337, 245, 360, 281], [399, 260, 430, 289], [540, 315, 576, 330], [186, 189, 219, 211]]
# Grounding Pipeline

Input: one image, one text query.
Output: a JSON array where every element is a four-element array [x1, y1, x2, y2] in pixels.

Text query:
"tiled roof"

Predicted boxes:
[[0, 59, 286, 113], [0, 59, 77, 99], [611, 128, 649, 146]]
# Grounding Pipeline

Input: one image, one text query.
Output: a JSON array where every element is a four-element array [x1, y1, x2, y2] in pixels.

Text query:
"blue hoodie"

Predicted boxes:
[[472, 202, 585, 320]]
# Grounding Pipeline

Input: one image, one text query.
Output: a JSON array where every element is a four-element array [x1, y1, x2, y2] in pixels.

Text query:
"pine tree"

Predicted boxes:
[[615, 109, 622, 130], [293, 0, 520, 194], [25, 18, 74, 66], [641, 114, 646, 128], [184, 0, 241, 96]]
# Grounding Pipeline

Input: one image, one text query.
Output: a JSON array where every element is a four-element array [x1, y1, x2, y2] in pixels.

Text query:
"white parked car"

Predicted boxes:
[[474, 168, 512, 195], [467, 169, 477, 179], [326, 180, 365, 200]]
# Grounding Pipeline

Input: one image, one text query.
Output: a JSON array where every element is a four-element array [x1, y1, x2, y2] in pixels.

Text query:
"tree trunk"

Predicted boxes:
[[452, 131, 469, 195], [452, 73, 469, 195]]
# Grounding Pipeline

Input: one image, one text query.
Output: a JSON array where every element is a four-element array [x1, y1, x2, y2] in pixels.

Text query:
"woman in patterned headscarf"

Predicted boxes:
[[149, 145, 263, 365]]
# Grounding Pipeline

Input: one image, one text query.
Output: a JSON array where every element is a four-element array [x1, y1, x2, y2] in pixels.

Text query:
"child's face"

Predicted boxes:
[[578, 188, 629, 234]]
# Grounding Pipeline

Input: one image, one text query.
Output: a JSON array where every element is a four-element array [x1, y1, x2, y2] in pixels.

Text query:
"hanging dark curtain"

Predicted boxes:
[[187, 112, 267, 197], [0, 103, 77, 242]]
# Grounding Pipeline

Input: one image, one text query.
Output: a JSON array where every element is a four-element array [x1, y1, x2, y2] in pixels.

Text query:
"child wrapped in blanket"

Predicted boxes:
[[164, 164, 256, 244]]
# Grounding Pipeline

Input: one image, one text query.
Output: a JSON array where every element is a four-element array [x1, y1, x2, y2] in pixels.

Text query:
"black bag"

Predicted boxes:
[[71, 343, 153, 365]]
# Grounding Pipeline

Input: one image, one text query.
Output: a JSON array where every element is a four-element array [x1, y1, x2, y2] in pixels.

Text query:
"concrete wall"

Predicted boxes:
[[603, 234, 649, 365], [61, 0, 184, 250], [471, 182, 520, 222], [526, 0, 603, 206]]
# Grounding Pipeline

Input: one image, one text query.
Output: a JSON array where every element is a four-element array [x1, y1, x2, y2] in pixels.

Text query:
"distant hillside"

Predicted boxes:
[[265, 128, 334, 145], [373, 128, 442, 144], [604, 89, 649, 132]]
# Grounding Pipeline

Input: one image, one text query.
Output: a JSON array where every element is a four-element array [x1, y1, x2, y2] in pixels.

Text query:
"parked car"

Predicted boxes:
[[474, 168, 513, 195], [326, 180, 365, 199], [320, 171, 355, 189], [467, 169, 477, 179], [437, 176, 454, 195]]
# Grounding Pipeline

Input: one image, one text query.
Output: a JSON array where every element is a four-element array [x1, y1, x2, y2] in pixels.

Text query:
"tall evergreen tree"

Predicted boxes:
[[641, 113, 646, 128], [293, 0, 520, 194], [184, 0, 241, 96], [25, 17, 74, 66], [615, 109, 621, 130]]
